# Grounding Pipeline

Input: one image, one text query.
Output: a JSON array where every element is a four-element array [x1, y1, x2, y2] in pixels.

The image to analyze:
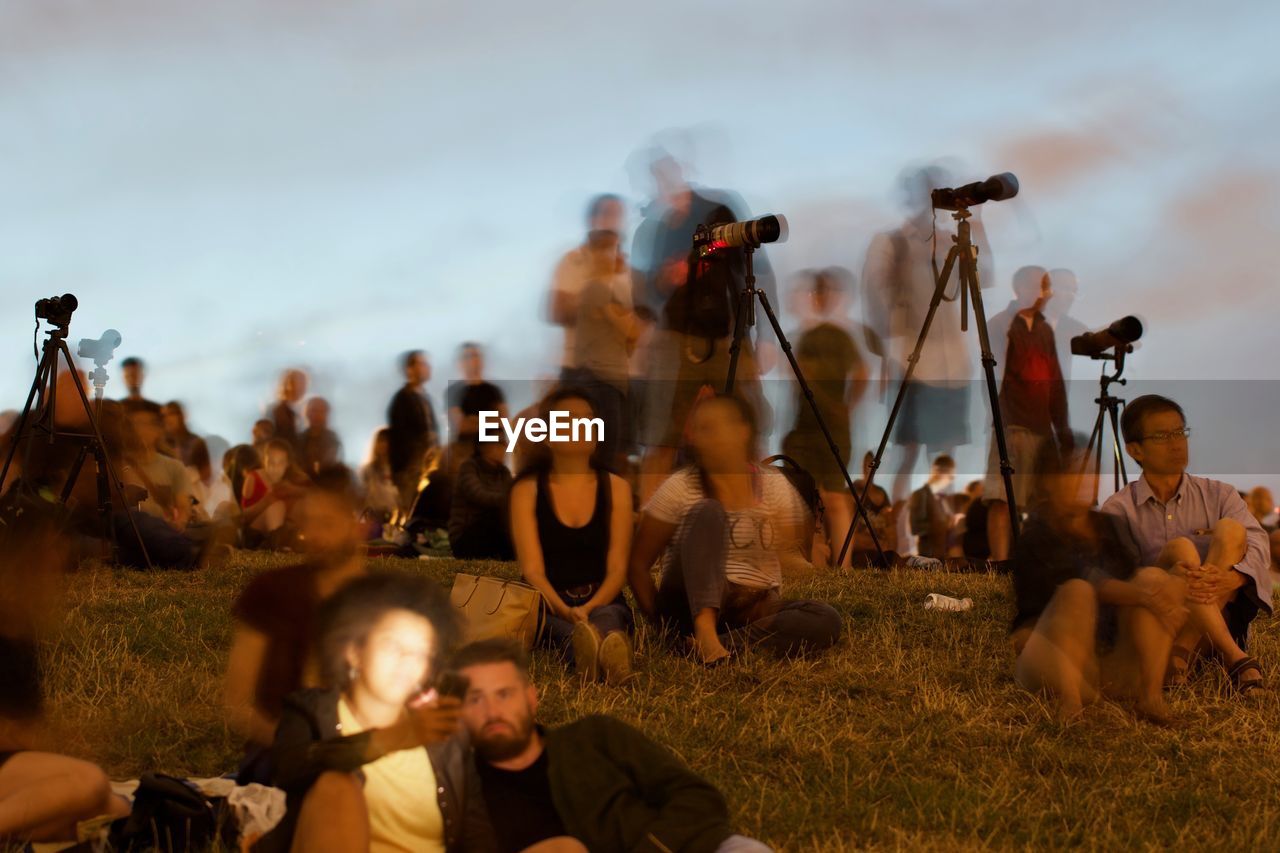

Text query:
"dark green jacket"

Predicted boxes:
[[537, 714, 734, 853]]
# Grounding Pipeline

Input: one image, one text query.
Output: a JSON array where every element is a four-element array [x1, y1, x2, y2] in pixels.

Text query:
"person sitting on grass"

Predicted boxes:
[[1100, 394, 1272, 696], [241, 437, 309, 549], [258, 571, 480, 853], [1011, 441, 1189, 724], [629, 392, 842, 666], [448, 435, 514, 560], [225, 468, 367, 786], [508, 387, 635, 685], [0, 509, 131, 846], [453, 638, 772, 853]]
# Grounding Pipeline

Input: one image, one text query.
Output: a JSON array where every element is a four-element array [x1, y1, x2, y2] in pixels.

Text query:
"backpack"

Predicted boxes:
[[109, 773, 238, 851]]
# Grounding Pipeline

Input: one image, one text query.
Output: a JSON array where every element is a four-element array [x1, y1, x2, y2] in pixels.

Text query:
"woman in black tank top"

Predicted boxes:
[[509, 388, 635, 685]]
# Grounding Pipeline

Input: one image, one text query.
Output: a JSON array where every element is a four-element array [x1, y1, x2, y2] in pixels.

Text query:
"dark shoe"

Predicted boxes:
[[1227, 655, 1265, 697]]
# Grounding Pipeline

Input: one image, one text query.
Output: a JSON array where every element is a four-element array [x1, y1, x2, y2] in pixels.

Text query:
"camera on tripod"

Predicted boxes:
[[35, 293, 79, 328]]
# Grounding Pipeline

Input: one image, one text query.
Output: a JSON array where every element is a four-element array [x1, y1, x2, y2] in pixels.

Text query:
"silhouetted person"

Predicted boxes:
[[633, 148, 777, 504], [271, 369, 308, 450], [448, 437, 514, 561], [862, 165, 992, 503], [119, 356, 161, 416], [983, 266, 1071, 561], [298, 397, 343, 476], [160, 400, 207, 466], [909, 454, 956, 560], [387, 350, 440, 517], [781, 269, 868, 566], [1046, 268, 1088, 385]]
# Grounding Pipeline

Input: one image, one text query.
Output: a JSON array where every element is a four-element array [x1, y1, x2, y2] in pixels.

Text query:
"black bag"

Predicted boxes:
[[109, 772, 238, 851]]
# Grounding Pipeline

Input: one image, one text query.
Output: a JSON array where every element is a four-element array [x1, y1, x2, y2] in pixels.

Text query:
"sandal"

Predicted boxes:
[[1164, 645, 1193, 689], [1226, 655, 1266, 696]]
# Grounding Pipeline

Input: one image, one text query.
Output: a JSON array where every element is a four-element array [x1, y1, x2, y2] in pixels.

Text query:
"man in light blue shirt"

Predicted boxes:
[[1102, 395, 1270, 695]]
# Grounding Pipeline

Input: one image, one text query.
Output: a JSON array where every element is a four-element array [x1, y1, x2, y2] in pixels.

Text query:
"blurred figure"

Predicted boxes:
[[298, 397, 343, 476], [240, 437, 308, 548], [850, 452, 898, 560], [453, 639, 771, 853], [160, 400, 208, 466], [448, 436, 514, 561], [1247, 486, 1276, 531], [251, 418, 276, 462], [258, 572, 476, 853], [862, 165, 992, 503], [781, 268, 868, 567], [632, 148, 777, 504], [0, 511, 131, 843], [127, 407, 195, 532], [187, 439, 235, 524], [1011, 439, 1187, 724], [909, 454, 955, 560], [983, 266, 1071, 561], [271, 368, 309, 450], [387, 350, 441, 517], [119, 356, 161, 416], [629, 394, 840, 666], [549, 194, 639, 473], [359, 429, 401, 531], [510, 388, 635, 684], [445, 342, 507, 444], [1046, 269, 1088, 385], [225, 468, 367, 786], [1101, 395, 1271, 696]]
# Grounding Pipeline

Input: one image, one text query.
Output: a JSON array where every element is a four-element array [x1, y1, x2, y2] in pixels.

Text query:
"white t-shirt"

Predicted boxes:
[[551, 245, 633, 369], [643, 466, 807, 589]]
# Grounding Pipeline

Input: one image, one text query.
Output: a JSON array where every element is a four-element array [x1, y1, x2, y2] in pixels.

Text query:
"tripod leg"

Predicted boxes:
[[58, 342, 154, 570], [839, 241, 965, 566], [752, 290, 886, 567], [1107, 403, 1128, 487], [0, 350, 52, 491], [962, 237, 1021, 542]]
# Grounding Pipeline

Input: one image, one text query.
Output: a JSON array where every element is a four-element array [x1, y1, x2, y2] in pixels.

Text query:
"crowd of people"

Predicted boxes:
[[1, 150, 1275, 848]]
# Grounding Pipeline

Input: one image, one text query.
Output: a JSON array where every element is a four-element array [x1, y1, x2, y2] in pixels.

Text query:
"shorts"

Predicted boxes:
[[982, 426, 1047, 509], [894, 381, 970, 447], [640, 329, 771, 448]]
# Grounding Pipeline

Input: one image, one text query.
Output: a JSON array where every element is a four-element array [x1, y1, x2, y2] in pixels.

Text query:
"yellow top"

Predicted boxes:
[[337, 697, 446, 853]]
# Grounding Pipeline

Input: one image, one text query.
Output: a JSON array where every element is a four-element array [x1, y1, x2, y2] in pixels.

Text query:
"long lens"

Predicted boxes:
[[931, 173, 1019, 211], [1070, 315, 1144, 357], [705, 214, 788, 251]]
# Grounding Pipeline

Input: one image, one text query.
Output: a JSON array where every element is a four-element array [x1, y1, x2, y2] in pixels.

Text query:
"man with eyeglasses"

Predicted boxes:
[[1101, 395, 1271, 695]]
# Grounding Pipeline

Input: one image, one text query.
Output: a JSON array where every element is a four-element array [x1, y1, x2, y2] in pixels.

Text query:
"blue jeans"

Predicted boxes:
[[541, 585, 633, 668]]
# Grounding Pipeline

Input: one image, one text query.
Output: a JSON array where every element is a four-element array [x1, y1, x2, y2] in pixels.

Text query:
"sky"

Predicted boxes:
[[3, 0, 1279, 493]]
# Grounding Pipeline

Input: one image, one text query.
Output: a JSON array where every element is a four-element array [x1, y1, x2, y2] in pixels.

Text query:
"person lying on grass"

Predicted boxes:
[[509, 386, 636, 686], [629, 392, 842, 666], [1100, 394, 1271, 696], [257, 571, 482, 853], [224, 467, 367, 786], [453, 638, 772, 853], [1011, 440, 1189, 724], [0, 506, 131, 845]]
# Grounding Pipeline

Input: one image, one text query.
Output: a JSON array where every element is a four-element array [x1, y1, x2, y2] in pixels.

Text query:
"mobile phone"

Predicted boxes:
[[436, 671, 471, 701]]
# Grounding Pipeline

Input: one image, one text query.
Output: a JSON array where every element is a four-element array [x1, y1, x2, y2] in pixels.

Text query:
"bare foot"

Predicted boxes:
[[690, 633, 731, 666], [1135, 695, 1173, 726]]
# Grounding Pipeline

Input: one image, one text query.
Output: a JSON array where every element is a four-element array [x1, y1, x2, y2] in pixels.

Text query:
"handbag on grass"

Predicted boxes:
[[449, 573, 545, 650]]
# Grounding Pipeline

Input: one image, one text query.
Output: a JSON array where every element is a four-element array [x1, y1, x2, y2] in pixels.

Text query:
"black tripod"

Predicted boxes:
[[842, 206, 1020, 564], [712, 235, 888, 567], [0, 319, 152, 569], [1080, 345, 1131, 502]]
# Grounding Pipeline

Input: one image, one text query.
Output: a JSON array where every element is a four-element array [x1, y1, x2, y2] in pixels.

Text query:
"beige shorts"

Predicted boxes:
[[982, 426, 1046, 509]]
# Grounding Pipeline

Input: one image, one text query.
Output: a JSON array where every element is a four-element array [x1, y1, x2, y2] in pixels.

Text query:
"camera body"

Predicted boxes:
[[35, 293, 79, 328], [77, 329, 123, 368]]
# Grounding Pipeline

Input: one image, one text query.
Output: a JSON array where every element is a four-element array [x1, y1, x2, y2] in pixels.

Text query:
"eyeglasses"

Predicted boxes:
[[1140, 427, 1192, 444]]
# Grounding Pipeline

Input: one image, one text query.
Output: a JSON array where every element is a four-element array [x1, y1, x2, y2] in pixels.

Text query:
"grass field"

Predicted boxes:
[[33, 553, 1280, 851]]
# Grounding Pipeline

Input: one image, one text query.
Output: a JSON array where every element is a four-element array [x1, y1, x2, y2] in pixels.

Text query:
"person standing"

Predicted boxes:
[[387, 351, 441, 517]]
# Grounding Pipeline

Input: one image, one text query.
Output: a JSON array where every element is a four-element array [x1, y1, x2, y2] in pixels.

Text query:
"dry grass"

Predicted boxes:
[[35, 554, 1280, 851]]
